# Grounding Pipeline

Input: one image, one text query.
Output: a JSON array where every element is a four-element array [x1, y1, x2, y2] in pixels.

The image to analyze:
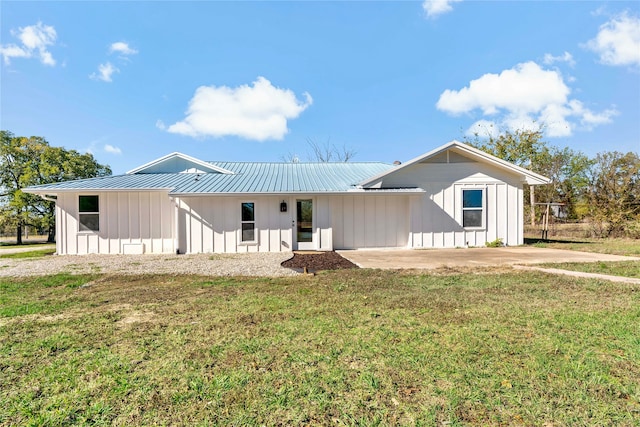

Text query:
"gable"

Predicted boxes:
[[127, 152, 234, 175], [420, 149, 476, 164], [360, 141, 550, 188]]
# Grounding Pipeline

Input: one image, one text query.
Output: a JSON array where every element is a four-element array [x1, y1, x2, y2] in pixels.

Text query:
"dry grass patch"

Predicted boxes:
[[1, 270, 639, 426]]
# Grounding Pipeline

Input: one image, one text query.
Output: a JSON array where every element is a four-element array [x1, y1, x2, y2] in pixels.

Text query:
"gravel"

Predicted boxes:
[[0, 252, 299, 277]]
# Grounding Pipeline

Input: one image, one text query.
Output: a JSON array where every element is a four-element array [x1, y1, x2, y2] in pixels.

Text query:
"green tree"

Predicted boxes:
[[467, 128, 593, 225], [0, 131, 111, 244], [587, 151, 640, 237], [537, 146, 592, 220], [466, 128, 550, 226]]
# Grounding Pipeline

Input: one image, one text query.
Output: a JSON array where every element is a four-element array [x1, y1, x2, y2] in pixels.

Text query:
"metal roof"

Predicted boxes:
[[25, 162, 401, 195]]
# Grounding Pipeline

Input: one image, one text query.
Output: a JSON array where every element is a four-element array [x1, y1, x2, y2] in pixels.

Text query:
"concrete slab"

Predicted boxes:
[[337, 247, 640, 270]]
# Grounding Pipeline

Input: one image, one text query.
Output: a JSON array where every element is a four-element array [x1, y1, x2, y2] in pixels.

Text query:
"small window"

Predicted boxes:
[[241, 202, 256, 242], [462, 189, 483, 228], [79, 195, 99, 232]]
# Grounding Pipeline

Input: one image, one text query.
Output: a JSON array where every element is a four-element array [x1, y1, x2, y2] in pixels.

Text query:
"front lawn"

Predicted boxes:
[[540, 261, 640, 279], [525, 236, 640, 257], [1, 270, 639, 426]]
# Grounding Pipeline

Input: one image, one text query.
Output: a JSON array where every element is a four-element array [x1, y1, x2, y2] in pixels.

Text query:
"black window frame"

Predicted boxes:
[[462, 189, 484, 229], [78, 195, 100, 232], [240, 202, 256, 243]]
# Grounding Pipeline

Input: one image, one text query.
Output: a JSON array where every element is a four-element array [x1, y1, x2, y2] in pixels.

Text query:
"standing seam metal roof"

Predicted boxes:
[[24, 162, 400, 194]]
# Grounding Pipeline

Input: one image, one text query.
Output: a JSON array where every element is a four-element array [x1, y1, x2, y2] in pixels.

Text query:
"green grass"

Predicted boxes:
[[0, 248, 56, 259], [525, 236, 640, 257], [1, 270, 639, 426], [540, 261, 640, 279]]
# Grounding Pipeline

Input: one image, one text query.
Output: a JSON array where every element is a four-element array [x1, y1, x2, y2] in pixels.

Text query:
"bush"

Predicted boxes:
[[486, 238, 504, 248]]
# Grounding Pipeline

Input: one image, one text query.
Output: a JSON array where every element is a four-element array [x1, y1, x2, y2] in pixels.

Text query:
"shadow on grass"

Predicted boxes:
[[0, 241, 53, 247], [524, 237, 593, 245]]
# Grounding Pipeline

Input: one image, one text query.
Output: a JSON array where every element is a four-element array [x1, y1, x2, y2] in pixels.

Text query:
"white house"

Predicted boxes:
[[24, 141, 550, 255]]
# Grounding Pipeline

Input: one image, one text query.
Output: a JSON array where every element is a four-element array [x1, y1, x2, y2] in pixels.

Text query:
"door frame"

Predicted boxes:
[[293, 197, 316, 250]]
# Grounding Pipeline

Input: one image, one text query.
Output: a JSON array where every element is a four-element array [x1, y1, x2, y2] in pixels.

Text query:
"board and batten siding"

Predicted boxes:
[[55, 191, 175, 255], [176, 196, 293, 254], [330, 194, 410, 249], [176, 194, 410, 253], [377, 161, 525, 248]]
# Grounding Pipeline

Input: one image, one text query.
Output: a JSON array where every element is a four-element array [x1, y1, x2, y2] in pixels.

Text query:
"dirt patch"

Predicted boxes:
[[281, 251, 358, 272]]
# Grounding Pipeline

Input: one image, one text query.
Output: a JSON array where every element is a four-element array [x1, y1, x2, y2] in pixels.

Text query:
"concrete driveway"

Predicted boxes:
[[337, 247, 639, 269]]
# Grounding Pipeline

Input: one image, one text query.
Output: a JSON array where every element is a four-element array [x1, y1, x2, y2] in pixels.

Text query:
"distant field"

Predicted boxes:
[[1, 270, 638, 426]]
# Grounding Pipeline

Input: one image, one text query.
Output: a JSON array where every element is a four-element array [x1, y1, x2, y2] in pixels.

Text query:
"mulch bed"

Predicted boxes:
[[281, 251, 359, 272]]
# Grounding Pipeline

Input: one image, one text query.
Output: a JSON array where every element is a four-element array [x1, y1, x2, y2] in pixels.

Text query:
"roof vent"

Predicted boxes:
[[393, 160, 402, 165]]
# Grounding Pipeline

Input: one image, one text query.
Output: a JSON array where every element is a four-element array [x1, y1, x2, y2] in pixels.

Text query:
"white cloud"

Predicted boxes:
[[89, 41, 137, 82], [543, 51, 576, 67], [423, 0, 462, 18], [104, 144, 122, 155], [90, 62, 119, 82], [437, 62, 570, 115], [166, 77, 313, 141], [0, 21, 57, 66], [585, 12, 640, 67], [438, 61, 617, 137], [109, 42, 138, 56]]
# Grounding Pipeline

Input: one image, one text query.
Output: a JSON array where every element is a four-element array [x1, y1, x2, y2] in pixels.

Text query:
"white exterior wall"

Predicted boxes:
[[380, 162, 525, 248], [55, 191, 175, 255], [53, 159, 524, 255], [177, 195, 293, 254], [330, 194, 409, 249]]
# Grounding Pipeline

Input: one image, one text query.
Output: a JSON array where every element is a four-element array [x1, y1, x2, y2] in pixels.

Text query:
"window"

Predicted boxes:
[[241, 202, 256, 242], [462, 189, 483, 228], [79, 195, 99, 232]]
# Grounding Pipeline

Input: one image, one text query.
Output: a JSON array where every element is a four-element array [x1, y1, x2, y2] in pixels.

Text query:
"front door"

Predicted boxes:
[[295, 199, 315, 250]]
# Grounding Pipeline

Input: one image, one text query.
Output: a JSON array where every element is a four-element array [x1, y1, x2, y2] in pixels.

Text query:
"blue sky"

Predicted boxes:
[[1, 1, 639, 174]]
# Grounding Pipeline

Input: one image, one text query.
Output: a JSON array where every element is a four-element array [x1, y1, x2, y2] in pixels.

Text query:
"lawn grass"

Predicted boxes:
[[525, 236, 640, 257], [540, 261, 640, 279], [0, 248, 56, 259], [1, 270, 639, 426]]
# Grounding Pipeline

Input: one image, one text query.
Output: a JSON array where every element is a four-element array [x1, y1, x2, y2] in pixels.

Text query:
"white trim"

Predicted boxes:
[[78, 194, 100, 233], [461, 187, 485, 230], [359, 140, 551, 187], [294, 198, 316, 250], [239, 201, 258, 244]]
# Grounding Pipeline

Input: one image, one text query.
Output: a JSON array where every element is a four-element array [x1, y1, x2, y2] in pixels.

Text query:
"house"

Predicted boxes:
[[24, 141, 550, 255]]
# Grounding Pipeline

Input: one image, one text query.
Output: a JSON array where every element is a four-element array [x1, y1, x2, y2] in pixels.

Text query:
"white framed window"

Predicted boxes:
[[79, 195, 100, 232], [240, 202, 256, 243], [462, 189, 484, 228]]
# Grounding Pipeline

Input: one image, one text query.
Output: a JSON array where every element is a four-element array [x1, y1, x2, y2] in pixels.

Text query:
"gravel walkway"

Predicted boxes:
[[0, 252, 299, 277]]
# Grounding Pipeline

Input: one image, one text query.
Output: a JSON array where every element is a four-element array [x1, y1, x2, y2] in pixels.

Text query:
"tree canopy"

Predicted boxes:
[[0, 130, 111, 243], [466, 128, 640, 238]]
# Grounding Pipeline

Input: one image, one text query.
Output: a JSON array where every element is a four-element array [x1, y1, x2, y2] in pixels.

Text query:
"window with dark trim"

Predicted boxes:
[[79, 195, 99, 232], [241, 202, 256, 242], [462, 189, 483, 228]]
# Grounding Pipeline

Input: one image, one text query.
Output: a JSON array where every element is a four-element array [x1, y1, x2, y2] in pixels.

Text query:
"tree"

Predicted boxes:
[[536, 146, 592, 220], [587, 151, 640, 237], [466, 128, 550, 226], [306, 138, 357, 162], [283, 138, 357, 163], [0, 131, 111, 244]]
